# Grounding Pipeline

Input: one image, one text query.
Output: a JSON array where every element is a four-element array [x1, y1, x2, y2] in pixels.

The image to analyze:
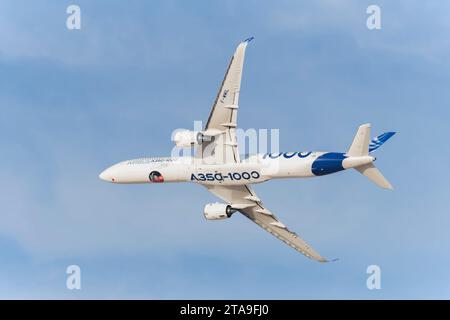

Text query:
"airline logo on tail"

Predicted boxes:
[[369, 132, 396, 153]]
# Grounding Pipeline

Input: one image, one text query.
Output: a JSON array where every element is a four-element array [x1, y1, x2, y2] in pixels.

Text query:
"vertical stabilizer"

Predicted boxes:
[[347, 123, 371, 156]]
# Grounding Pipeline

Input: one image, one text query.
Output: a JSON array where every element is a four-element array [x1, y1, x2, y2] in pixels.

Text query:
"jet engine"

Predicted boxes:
[[173, 130, 213, 147], [203, 203, 236, 220]]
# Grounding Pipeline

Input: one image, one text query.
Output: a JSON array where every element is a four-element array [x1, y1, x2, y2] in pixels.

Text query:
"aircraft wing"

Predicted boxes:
[[205, 185, 329, 262], [198, 38, 254, 164]]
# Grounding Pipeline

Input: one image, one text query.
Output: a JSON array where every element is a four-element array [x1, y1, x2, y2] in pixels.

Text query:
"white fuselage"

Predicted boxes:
[[99, 151, 375, 185]]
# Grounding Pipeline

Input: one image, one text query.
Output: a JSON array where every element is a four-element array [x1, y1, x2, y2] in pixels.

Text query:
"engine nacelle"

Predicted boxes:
[[173, 130, 200, 147], [203, 203, 236, 220], [173, 130, 214, 147]]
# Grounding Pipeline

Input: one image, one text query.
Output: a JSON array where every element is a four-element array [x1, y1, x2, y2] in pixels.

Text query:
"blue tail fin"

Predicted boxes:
[[369, 132, 396, 153]]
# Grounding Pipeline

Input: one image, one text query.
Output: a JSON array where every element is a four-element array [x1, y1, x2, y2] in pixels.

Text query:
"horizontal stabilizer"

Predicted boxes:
[[355, 163, 393, 190]]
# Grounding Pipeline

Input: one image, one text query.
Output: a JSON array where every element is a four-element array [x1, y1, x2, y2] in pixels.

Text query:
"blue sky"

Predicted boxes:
[[1, 0, 450, 299]]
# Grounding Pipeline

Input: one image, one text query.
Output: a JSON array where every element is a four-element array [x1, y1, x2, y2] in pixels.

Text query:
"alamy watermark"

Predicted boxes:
[[66, 5, 81, 30], [171, 120, 281, 166], [366, 264, 381, 290], [366, 5, 382, 30], [66, 265, 81, 290]]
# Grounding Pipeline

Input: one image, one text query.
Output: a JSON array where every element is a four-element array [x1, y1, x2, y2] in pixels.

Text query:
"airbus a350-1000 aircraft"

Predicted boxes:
[[99, 38, 395, 262]]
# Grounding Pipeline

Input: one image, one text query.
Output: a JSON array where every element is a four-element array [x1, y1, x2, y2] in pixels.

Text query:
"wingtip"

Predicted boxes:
[[243, 36, 254, 44], [319, 257, 339, 263], [384, 181, 394, 190]]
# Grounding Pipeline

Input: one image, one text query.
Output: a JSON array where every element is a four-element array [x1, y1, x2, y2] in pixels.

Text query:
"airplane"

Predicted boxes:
[[99, 37, 395, 262]]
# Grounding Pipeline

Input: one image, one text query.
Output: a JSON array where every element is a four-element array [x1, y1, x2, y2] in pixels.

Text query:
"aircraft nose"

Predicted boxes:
[[99, 168, 116, 182]]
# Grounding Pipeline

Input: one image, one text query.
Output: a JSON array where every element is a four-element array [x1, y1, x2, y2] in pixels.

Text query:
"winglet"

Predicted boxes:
[[243, 36, 254, 44]]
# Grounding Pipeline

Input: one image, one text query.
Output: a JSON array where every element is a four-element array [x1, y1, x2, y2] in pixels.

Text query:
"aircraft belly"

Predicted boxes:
[[260, 157, 315, 179], [192, 164, 268, 185]]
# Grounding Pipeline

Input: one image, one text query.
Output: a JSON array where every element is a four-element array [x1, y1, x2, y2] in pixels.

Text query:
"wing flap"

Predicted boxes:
[[205, 185, 328, 262], [198, 38, 253, 164], [205, 39, 250, 130]]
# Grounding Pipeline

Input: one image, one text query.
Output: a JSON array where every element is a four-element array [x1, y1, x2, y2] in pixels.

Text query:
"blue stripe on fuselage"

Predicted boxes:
[[311, 152, 347, 176]]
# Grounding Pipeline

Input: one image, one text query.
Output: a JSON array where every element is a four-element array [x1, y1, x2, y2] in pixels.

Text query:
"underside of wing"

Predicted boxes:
[[205, 185, 329, 262], [197, 38, 253, 164]]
